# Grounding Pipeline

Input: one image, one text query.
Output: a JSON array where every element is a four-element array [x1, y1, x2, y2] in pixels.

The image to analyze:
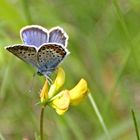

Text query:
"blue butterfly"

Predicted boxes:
[[6, 25, 69, 79]]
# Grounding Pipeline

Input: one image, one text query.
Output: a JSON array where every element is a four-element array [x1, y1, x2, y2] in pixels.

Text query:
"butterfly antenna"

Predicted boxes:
[[28, 72, 36, 93]]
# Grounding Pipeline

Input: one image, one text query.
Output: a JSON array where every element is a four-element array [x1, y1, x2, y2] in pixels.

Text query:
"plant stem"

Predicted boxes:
[[131, 109, 140, 140], [88, 93, 111, 140], [40, 106, 45, 140]]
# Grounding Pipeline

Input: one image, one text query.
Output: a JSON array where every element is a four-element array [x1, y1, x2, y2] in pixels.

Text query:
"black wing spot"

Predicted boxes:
[[52, 54, 56, 57], [41, 47, 45, 50]]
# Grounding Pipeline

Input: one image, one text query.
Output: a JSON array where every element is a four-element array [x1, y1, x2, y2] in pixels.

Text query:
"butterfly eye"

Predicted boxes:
[[37, 71, 43, 76]]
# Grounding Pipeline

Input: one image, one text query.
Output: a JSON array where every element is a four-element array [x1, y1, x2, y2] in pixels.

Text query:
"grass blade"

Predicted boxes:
[[88, 93, 111, 140], [131, 109, 140, 140]]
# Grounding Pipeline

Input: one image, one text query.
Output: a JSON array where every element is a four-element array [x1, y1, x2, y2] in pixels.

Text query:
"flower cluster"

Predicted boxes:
[[40, 67, 89, 115]]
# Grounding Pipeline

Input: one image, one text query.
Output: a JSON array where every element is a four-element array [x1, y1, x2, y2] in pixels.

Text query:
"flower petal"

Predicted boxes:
[[48, 67, 65, 98], [40, 80, 48, 103], [54, 108, 68, 115], [51, 90, 70, 115], [69, 79, 88, 105]]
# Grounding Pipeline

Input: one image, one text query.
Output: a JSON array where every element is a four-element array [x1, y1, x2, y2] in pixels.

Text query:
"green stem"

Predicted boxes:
[[40, 106, 45, 140], [88, 93, 111, 140], [131, 109, 140, 140]]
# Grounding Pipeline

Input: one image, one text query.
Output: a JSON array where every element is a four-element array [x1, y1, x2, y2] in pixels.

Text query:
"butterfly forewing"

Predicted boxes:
[[21, 25, 48, 47], [37, 44, 68, 74], [6, 45, 38, 67]]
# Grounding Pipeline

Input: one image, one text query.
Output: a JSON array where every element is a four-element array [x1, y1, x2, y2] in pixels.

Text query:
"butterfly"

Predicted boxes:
[[6, 25, 69, 80]]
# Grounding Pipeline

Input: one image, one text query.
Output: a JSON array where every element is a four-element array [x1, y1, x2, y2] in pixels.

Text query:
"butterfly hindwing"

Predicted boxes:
[[6, 45, 38, 67], [37, 43, 68, 75], [20, 25, 48, 47], [49, 27, 68, 47]]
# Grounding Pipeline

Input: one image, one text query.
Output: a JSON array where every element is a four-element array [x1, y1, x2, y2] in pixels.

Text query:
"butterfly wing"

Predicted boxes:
[[20, 25, 48, 47], [6, 44, 38, 67], [37, 43, 69, 76], [49, 27, 68, 47]]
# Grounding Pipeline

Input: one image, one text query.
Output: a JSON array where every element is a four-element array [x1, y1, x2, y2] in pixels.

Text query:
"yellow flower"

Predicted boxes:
[[40, 80, 48, 103], [39, 67, 89, 115], [51, 90, 70, 115], [69, 79, 88, 105], [48, 67, 65, 98]]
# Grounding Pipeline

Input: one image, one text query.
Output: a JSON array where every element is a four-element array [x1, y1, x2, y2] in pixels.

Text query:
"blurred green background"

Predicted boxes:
[[0, 0, 140, 139]]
